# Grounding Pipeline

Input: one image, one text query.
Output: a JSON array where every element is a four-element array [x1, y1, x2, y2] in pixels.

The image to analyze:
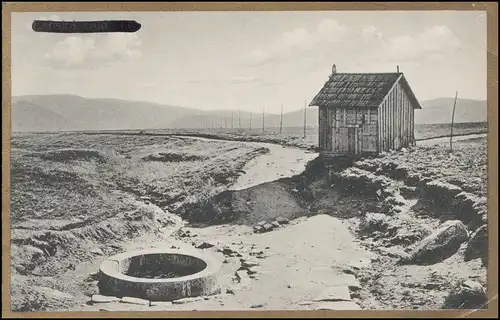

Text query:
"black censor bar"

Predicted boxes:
[[32, 20, 141, 33]]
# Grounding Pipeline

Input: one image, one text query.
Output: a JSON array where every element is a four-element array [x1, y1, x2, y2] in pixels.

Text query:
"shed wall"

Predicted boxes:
[[319, 107, 378, 154], [377, 81, 415, 152]]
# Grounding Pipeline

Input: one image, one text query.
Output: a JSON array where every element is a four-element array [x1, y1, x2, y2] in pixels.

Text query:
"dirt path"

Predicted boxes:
[[68, 134, 487, 312], [78, 214, 373, 311], [228, 144, 318, 191], [173, 135, 319, 191], [416, 133, 487, 146]]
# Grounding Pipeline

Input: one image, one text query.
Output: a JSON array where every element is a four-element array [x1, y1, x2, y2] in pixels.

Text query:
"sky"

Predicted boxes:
[[11, 10, 487, 113]]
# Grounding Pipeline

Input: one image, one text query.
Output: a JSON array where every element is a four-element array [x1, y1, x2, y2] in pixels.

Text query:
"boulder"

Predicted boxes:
[[403, 220, 469, 265], [91, 294, 120, 304], [217, 245, 238, 256], [464, 225, 488, 264], [120, 296, 150, 305], [276, 217, 289, 225], [424, 180, 463, 205], [262, 223, 274, 232], [253, 225, 263, 233], [271, 221, 280, 228], [442, 280, 488, 309], [379, 246, 411, 260], [192, 240, 215, 249]]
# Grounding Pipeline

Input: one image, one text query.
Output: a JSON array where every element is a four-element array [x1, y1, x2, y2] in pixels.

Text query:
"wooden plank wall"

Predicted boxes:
[[319, 107, 334, 151], [327, 107, 378, 154], [318, 107, 326, 150], [377, 80, 415, 152], [361, 109, 378, 153]]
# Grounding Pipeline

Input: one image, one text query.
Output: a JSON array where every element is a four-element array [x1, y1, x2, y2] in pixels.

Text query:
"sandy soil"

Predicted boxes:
[[77, 214, 374, 311], [10, 133, 489, 312], [229, 143, 318, 191]]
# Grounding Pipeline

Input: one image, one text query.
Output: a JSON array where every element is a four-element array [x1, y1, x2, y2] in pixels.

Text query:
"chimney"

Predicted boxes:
[[397, 65, 400, 73], [329, 63, 337, 79]]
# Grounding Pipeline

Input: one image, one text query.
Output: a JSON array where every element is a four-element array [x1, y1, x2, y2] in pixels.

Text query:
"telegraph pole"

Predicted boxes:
[[238, 108, 241, 129], [450, 91, 458, 152], [231, 112, 234, 129], [279, 103, 283, 134], [249, 112, 252, 131], [303, 100, 307, 138]]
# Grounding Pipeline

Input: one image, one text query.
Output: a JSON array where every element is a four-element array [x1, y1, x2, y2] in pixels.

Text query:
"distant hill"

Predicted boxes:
[[416, 98, 487, 124], [11, 94, 201, 132], [11, 100, 76, 132], [10, 94, 487, 132]]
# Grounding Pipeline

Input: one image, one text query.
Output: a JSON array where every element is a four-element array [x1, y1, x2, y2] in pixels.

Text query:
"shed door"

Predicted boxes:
[[347, 127, 356, 153]]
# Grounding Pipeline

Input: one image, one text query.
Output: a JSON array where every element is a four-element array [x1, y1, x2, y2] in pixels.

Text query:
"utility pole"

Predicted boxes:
[[303, 100, 307, 138], [224, 115, 227, 129], [450, 91, 458, 152], [231, 112, 234, 129], [249, 112, 252, 131], [238, 108, 241, 129], [279, 103, 283, 134]]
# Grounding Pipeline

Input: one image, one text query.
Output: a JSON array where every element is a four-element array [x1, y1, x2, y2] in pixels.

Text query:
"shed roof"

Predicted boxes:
[[309, 72, 422, 109]]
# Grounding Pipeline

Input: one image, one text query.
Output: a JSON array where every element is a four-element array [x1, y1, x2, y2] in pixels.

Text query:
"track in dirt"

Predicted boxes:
[[10, 132, 488, 312], [173, 134, 488, 311]]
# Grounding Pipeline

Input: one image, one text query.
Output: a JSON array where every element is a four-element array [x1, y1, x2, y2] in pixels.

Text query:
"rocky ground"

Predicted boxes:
[[9, 133, 270, 312], [9, 133, 490, 312]]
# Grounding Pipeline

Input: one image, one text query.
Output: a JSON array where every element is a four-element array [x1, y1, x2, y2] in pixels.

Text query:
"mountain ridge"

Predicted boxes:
[[11, 94, 487, 132]]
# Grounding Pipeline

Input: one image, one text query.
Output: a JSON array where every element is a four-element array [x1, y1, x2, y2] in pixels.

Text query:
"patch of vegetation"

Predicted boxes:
[[10, 133, 269, 312]]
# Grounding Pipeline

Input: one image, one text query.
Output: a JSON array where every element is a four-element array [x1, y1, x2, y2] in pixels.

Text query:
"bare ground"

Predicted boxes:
[[9, 133, 269, 312], [9, 132, 489, 312]]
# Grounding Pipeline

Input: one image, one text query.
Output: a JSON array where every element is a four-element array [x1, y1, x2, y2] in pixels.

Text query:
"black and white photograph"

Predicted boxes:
[[6, 5, 494, 314]]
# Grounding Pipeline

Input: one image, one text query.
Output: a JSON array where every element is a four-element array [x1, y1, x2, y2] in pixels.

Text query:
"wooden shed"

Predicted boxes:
[[309, 66, 422, 156]]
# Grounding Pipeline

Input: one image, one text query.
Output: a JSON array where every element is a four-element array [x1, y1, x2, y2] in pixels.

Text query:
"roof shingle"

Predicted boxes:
[[309, 73, 421, 109]]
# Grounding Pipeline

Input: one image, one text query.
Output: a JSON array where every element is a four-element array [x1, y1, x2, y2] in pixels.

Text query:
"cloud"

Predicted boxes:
[[316, 19, 348, 43], [244, 21, 460, 70], [188, 75, 282, 86], [362, 25, 460, 62], [43, 33, 142, 69], [244, 18, 348, 67], [361, 25, 383, 42]]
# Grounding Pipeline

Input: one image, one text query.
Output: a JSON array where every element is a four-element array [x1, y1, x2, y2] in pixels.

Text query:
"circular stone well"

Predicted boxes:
[[98, 249, 222, 301]]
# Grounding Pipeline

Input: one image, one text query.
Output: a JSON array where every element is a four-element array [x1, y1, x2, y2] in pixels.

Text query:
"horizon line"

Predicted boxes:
[[11, 93, 488, 114]]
